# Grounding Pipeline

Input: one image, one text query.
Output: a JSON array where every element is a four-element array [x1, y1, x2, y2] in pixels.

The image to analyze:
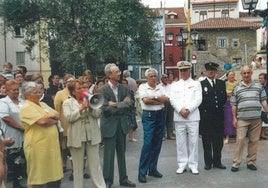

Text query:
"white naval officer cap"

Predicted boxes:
[[177, 61, 192, 70]]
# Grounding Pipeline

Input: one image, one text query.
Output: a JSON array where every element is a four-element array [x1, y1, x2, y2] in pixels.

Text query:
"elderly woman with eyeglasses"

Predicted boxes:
[[19, 81, 63, 188]]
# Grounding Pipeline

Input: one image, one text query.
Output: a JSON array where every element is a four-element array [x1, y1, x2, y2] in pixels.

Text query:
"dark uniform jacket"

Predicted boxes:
[[199, 78, 227, 136]]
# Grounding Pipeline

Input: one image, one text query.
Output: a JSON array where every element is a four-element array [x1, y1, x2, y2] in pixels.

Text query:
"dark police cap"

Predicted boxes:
[[204, 62, 219, 70]]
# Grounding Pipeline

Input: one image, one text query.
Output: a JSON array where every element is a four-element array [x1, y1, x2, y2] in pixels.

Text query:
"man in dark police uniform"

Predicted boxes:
[[199, 62, 227, 170]]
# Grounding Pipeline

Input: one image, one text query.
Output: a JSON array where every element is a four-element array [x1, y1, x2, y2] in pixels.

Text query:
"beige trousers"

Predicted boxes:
[[232, 119, 262, 167], [70, 142, 106, 188]]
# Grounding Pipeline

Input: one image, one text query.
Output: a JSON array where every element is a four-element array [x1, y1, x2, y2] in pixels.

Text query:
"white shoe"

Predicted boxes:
[[129, 138, 137, 142], [190, 168, 199, 175], [176, 167, 186, 174]]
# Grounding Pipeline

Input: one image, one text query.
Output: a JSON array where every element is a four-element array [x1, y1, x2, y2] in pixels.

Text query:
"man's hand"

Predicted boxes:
[[233, 117, 238, 128], [123, 97, 131, 102], [180, 108, 190, 118], [108, 101, 117, 107]]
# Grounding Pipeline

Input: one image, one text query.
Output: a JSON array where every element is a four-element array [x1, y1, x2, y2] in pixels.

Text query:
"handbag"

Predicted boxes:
[[261, 111, 268, 123]]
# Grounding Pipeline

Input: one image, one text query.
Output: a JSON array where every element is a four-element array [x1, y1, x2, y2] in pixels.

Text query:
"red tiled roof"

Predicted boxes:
[[165, 7, 187, 24], [192, 0, 238, 5], [191, 17, 261, 29], [154, 7, 187, 24]]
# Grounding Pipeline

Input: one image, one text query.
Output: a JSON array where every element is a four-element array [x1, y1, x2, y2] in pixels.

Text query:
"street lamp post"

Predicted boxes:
[[242, 0, 268, 79], [176, 29, 189, 61], [242, 0, 259, 15]]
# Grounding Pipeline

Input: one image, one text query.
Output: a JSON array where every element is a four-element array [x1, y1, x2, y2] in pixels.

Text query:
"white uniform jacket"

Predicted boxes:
[[170, 78, 202, 122]]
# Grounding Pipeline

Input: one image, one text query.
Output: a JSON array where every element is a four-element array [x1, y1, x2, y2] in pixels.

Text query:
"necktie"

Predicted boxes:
[[212, 80, 215, 87]]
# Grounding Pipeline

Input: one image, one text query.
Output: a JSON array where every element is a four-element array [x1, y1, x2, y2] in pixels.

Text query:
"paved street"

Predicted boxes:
[[8, 123, 268, 188]]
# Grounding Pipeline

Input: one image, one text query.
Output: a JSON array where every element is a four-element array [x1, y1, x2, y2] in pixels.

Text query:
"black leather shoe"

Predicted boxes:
[[120, 179, 136, 187], [214, 164, 226, 169], [69, 173, 73, 181], [148, 170, 163, 178], [231, 166, 239, 172], [138, 174, 147, 183], [13, 181, 26, 188], [247, 164, 257, 171], [204, 165, 212, 170], [84, 173, 90, 179], [105, 181, 112, 188]]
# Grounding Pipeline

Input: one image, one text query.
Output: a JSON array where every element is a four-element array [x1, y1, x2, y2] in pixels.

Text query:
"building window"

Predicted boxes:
[[16, 52, 25, 65], [197, 39, 206, 51], [232, 39, 239, 47], [217, 38, 227, 48], [199, 11, 207, 21], [168, 54, 173, 62], [167, 12, 178, 19], [14, 26, 24, 38], [222, 10, 229, 17], [139, 66, 151, 80]]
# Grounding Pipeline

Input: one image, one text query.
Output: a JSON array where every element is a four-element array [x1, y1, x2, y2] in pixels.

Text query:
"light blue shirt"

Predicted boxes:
[[0, 96, 23, 148]]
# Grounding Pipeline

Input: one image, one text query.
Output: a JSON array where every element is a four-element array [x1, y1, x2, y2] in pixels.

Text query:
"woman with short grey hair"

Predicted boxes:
[[19, 81, 63, 188]]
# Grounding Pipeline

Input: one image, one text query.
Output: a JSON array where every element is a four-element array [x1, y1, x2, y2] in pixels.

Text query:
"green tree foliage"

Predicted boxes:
[[1, 0, 158, 75]]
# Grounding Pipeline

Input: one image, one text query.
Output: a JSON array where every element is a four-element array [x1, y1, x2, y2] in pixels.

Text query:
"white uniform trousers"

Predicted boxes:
[[174, 121, 199, 169], [70, 142, 106, 188]]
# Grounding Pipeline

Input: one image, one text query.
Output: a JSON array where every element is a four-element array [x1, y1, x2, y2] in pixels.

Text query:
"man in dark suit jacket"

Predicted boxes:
[[199, 62, 227, 170], [98, 63, 136, 188]]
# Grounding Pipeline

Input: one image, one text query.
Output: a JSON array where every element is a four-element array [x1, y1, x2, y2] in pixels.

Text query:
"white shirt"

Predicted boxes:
[[207, 78, 216, 87], [108, 81, 119, 102], [0, 96, 23, 148], [170, 77, 202, 122], [126, 77, 137, 93], [138, 83, 165, 111], [198, 76, 206, 82], [157, 82, 172, 98]]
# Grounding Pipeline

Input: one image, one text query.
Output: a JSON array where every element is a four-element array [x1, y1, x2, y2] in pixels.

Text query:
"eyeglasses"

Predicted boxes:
[[112, 70, 121, 75], [148, 75, 157, 78]]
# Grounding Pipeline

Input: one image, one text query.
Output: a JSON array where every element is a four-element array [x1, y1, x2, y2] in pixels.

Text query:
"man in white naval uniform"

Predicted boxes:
[[170, 61, 202, 175]]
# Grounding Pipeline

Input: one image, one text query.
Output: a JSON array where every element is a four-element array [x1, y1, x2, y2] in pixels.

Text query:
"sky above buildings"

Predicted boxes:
[[141, 0, 267, 11]]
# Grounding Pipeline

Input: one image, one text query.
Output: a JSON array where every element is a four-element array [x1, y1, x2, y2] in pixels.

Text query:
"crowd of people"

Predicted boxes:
[[0, 60, 267, 188]]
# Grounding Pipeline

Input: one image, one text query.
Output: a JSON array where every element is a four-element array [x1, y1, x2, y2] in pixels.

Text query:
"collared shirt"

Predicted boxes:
[[207, 78, 215, 87], [230, 81, 266, 120], [0, 96, 23, 148], [138, 83, 165, 111], [108, 81, 119, 102], [158, 82, 172, 98], [126, 77, 137, 93]]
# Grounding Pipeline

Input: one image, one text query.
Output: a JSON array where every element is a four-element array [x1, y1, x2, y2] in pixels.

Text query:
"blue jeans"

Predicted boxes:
[[139, 109, 165, 175]]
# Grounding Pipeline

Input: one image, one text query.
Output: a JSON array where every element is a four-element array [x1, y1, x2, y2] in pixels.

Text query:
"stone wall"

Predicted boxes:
[[193, 28, 257, 79]]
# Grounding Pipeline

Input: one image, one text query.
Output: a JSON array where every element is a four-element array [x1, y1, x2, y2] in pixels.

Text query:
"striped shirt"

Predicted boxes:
[[230, 81, 267, 120]]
